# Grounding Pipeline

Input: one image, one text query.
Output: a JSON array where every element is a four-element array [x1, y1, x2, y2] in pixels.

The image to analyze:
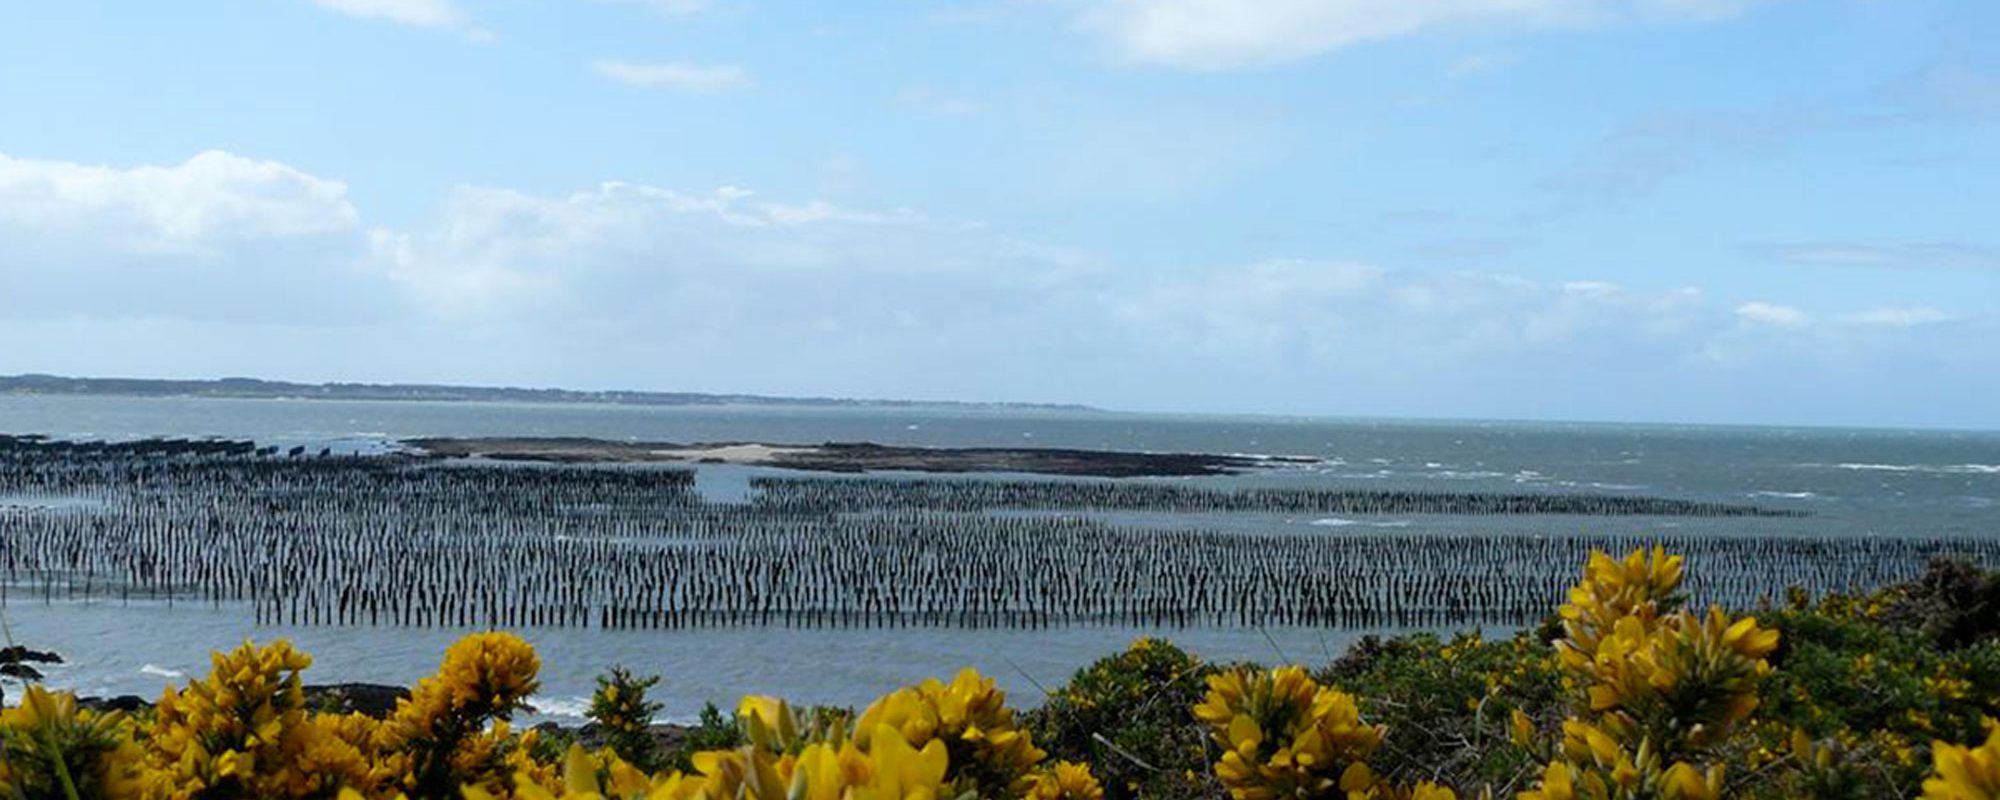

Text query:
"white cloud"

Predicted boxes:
[[372, 196, 1758, 385], [2, 148, 1992, 424], [368, 182, 939, 315], [593, 0, 712, 14], [592, 61, 752, 93], [895, 88, 987, 117], [1074, 0, 1766, 71], [0, 150, 377, 323], [0, 150, 359, 252], [1734, 301, 1808, 327], [1115, 260, 1711, 371], [1752, 242, 2000, 272], [309, 0, 491, 39], [1837, 307, 1954, 328]]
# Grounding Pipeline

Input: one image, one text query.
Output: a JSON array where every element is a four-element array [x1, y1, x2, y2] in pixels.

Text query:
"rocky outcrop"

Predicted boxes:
[[406, 436, 1312, 477], [303, 683, 410, 718]]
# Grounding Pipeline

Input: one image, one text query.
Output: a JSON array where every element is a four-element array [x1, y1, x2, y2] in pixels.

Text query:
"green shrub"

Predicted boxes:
[[588, 665, 665, 771], [1318, 631, 1559, 794], [662, 701, 742, 773], [1028, 638, 1218, 800]]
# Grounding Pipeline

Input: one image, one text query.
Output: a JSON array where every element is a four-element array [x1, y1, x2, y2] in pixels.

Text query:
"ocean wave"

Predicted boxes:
[[139, 664, 184, 679], [1751, 490, 1818, 499], [1808, 463, 2000, 475], [1310, 518, 1411, 528], [528, 695, 593, 720], [527, 695, 688, 725], [1225, 452, 1321, 467], [1428, 470, 1506, 480]]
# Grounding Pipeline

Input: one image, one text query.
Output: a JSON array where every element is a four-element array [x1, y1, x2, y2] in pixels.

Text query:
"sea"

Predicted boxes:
[[1, 394, 1995, 722]]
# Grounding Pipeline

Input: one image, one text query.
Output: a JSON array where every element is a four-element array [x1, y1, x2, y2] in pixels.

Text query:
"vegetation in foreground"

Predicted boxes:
[[2, 549, 1998, 799]]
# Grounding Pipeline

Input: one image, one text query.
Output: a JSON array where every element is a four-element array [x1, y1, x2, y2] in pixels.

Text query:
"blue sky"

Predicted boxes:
[[1, 1, 1996, 427]]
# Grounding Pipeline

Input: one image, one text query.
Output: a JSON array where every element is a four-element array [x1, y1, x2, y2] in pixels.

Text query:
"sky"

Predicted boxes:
[[0, 1, 1996, 428]]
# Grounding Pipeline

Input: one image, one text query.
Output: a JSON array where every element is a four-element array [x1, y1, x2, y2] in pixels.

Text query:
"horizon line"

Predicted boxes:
[[3, 372, 1995, 437]]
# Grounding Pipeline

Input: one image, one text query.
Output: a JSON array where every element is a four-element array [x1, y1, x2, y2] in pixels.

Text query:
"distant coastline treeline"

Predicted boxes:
[[0, 373, 1097, 412]]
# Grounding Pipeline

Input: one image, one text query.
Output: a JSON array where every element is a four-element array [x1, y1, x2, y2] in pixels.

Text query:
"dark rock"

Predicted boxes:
[[303, 683, 409, 718], [1, 663, 45, 681], [532, 721, 568, 738], [77, 695, 150, 713], [558, 721, 692, 755], [0, 645, 63, 664]]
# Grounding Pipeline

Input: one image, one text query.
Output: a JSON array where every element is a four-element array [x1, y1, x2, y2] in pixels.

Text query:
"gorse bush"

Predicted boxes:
[[662, 704, 741, 775], [588, 667, 664, 772], [1316, 631, 1559, 792], [0, 686, 143, 799], [1, 549, 1996, 799], [1028, 638, 1217, 800]]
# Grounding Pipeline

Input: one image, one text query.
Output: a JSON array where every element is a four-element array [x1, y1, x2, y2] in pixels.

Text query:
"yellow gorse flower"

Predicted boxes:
[[1557, 548, 1685, 673], [1194, 665, 1385, 799], [1554, 548, 1778, 742], [0, 684, 149, 799], [1026, 760, 1105, 800], [486, 669, 1040, 800], [737, 694, 803, 752], [373, 631, 542, 797], [1517, 721, 1722, 800], [143, 639, 375, 799], [1926, 726, 2000, 800], [1521, 548, 1779, 800], [856, 668, 1046, 794], [1, 545, 1981, 800]]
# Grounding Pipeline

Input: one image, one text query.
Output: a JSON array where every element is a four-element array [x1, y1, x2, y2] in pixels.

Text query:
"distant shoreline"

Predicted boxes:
[[405, 436, 1310, 477], [0, 374, 1097, 414]]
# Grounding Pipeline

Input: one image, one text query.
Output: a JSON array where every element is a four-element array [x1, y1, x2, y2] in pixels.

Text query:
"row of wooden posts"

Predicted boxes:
[[749, 476, 1807, 518], [0, 445, 1980, 632]]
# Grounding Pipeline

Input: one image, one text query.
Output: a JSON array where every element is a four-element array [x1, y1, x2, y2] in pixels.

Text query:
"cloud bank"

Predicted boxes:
[[0, 149, 1989, 426], [592, 61, 753, 93], [1073, 0, 1767, 70], [310, 0, 491, 39]]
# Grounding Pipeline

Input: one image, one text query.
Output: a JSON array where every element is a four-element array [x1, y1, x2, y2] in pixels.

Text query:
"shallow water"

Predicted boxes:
[[1, 598, 1388, 724], [0, 394, 1994, 718]]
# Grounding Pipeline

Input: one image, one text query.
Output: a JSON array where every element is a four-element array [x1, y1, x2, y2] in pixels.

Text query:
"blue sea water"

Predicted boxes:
[[0, 394, 1994, 719]]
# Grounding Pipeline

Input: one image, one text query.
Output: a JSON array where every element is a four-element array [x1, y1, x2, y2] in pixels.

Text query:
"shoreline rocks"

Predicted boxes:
[[303, 683, 411, 717]]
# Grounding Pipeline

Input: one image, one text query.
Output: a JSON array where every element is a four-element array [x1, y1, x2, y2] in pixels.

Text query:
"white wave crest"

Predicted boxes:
[[1807, 463, 2000, 475], [529, 695, 594, 720], [1310, 518, 1411, 528]]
